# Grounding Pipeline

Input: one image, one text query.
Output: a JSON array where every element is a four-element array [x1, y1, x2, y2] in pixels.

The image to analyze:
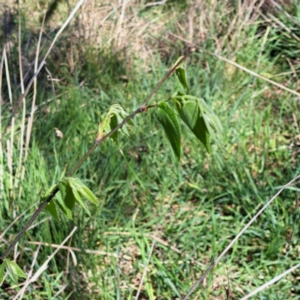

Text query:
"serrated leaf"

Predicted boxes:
[[175, 67, 190, 93], [5, 260, 26, 284], [66, 177, 98, 206], [178, 101, 211, 153], [67, 179, 91, 217], [99, 104, 134, 143], [0, 263, 5, 284], [59, 181, 76, 211], [156, 102, 181, 161], [55, 192, 73, 220], [45, 199, 59, 220], [79, 186, 98, 205], [196, 97, 223, 148], [56, 181, 75, 220], [42, 184, 59, 220], [116, 113, 130, 136], [7, 261, 26, 278], [5, 263, 17, 284], [98, 111, 112, 138]]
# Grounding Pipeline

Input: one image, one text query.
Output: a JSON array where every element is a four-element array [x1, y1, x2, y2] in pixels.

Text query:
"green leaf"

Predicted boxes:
[[45, 199, 59, 220], [79, 186, 98, 205], [67, 178, 91, 217], [173, 56, 184, 67], [7, 261, 26, 278], [67, 177, 98, 213], [0, 263, 5, 284], [59, 181, 76, 211], [56, 181, 75, 220], [55, 192, 73, 220], [98, 112, 112, 138], [98, 104, 134, 143], [110, 115, 119, 142], [177, 101, 211, 153], [76, 185, 98, 206], [42, 184, 59, 220], [155, 102, 181, 161], [67, 177, 98, 205], [196, 97, 223, 149], [5, 260, 26, 284], [56, 178, 98, 219], [175, 67, 190, 93], [171, 90, 185, 98]]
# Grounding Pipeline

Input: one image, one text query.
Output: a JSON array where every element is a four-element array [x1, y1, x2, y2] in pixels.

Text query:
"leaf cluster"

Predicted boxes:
[[97, 104, 134, 143], [155, 59, 223, 160], [0, 259, 27, 284], [44, 178, 98, 220]]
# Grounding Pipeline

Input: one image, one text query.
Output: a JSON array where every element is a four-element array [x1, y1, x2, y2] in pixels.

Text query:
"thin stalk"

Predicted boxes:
[[16, 13, 26, 200], [0, 49, 4, 199], [24, 15, 45, 163], [4, 47, 15, 208]]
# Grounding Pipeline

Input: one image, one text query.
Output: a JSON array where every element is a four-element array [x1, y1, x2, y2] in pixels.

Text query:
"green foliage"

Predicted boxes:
[[0, 263, 4, 283], [155, 102, 182, 161], [174, 58, 190, 94], [44, 178, 98, 221], [154, 64, 222, 159], [0, 259, 26, 284], [45, 198, 59, 220], [177, 100, 211, 153], [93, 62, 222, 162], [98, 104, 134, 143]]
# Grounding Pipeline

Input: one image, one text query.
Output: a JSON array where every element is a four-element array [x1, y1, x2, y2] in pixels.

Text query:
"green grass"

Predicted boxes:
[[1, 1, 300, 299]]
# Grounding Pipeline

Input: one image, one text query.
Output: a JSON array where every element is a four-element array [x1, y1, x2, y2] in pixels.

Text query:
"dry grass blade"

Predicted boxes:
[[240, 262, 300, 300], [23, 15, 45, 164], [52, 284, 68, 298], [16, 244, 41, 300], [3, 47, 15, 203], [145, 1, 167, 7], [0, 48, 4, 200], [183, 174, 300, 299], [25, 241, 118, 258], [12, 226, 78, 300], [16, 14, 26, 200], [212, 52, 300, 98], [115, 0, 131, 50], [134, 239, 156, 300]]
